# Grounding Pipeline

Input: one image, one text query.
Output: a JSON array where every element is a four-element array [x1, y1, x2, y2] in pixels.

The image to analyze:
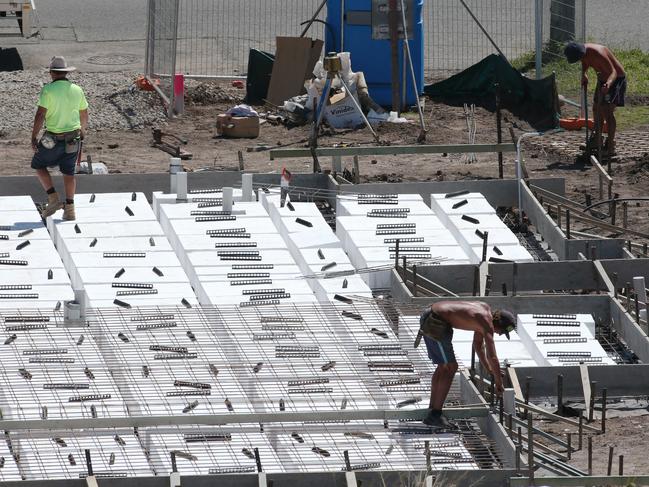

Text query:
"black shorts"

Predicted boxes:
[[596, 77, 626, 107], [420, 308, 457, 365], [31, 138, 79, 176]]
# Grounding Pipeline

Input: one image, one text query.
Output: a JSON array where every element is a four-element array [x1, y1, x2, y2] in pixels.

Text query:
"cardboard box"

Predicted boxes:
[[216, 114, 260, 138], [266, 36, 324, 106]]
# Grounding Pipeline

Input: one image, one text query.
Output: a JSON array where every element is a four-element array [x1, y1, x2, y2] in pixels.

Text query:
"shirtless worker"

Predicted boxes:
[[418, 301, 516, 429], [564, 42, 626, 156]]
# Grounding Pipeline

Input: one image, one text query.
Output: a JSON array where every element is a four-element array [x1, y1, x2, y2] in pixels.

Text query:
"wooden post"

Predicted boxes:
[[588, 381, 597, 423], [610, 197, 617, 226], [567, 433, 572, 460], [495, 84, 504, 179], [237, 151, 244, 171], [481, 231, 489, 262], [394, 239, 400, 270], [566, 209, 571, 239], [556, 374, 564, 416], [412, 265, 418, 297], [619, 455, 624, 475], [557, 204, 562, 228], [607, 446, 614, 475], [578, 411, 584, 451], [353, 156, 360, 184], [527, 415, 534, 481], [588, 436, 593, 475], [622, 201, 628, 229]]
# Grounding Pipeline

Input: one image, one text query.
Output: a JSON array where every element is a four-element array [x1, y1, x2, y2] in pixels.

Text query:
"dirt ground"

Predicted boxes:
[[538, 415, 649, 479], [3, 80, 648, 243]]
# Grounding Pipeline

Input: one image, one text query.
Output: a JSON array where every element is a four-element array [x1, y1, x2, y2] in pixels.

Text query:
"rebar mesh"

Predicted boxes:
[[0, 302, 502, 479]]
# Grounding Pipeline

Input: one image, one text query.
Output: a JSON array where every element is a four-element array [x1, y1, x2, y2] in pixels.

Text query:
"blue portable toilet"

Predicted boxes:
[[326, 0, 424, 108]]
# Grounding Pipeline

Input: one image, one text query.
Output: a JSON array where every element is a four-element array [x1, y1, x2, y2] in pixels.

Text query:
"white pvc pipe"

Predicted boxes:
[[222, 187, 233, 212], [242, 173, 253, 202], [176, 172, 188, 202]]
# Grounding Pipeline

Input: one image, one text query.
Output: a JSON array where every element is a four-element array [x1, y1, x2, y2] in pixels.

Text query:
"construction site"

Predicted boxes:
[[1, 0, 649, 486]]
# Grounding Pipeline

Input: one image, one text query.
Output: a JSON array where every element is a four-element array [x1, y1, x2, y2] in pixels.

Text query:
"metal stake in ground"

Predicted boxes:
[[398, 0, 427, 142]]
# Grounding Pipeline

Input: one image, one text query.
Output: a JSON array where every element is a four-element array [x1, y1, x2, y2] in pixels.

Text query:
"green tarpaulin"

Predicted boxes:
[[424, 54, 559, 131]]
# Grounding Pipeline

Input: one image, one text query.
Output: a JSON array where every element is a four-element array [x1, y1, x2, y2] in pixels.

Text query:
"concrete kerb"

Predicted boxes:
[[0, 471, 517, 487], [506, 364, 649, 400], [394, 259, 649, 296]]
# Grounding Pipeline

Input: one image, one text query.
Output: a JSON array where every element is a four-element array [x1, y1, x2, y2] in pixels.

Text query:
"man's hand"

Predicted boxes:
[[581, 75, 588, 87], [31, 137, 38, 152], [495, 379, 505, 397], [600, 81, 610, 95]]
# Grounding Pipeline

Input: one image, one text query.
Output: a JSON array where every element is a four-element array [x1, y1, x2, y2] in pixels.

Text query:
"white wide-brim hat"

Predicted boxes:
[[48, 55, 76, 72]]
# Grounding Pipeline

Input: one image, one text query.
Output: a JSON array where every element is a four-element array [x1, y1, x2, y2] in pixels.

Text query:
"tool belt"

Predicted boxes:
[[46, 130, 81, 142], [40, 130, 81, 153]]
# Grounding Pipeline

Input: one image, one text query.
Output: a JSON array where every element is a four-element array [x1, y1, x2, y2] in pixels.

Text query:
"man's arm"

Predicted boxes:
[[31, 106, 47, 151], [79, 109, 88, 140], [483, 330, 504, 395], [472, 332, 489, 371], [601, 49, 618, 94], [581, 60, 589, 87]]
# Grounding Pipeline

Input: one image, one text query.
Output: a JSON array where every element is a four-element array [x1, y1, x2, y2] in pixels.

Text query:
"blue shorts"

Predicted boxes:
[[31, 138, 79, 176], [420, 308, 456, 365]]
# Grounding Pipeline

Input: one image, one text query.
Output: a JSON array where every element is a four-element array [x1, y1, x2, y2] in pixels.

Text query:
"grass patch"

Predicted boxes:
[[616, 106, 649, 131]]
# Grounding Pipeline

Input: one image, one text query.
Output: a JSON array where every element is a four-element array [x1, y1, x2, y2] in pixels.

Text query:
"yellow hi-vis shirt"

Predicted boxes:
[[37, 79, 88, 134]]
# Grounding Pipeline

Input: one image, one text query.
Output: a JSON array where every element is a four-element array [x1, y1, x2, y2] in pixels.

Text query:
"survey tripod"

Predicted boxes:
[[309, 52, 379, 173]]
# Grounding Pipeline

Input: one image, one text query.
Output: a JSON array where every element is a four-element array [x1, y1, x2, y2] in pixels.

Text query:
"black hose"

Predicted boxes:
[[300, 19, 337, 53], [583, 197, 649, 212]]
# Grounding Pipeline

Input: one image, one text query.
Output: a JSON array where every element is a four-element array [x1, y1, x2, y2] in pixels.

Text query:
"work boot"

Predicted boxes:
[[423, 411, 459, 431], [41, 192, 63, 218], [62, 203, 76, 221]]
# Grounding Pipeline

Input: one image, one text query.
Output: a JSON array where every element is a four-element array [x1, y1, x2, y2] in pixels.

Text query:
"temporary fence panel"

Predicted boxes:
[[174, 0, 325, 78], [145, 0, 179, 108], [422, 0, 585, 79]]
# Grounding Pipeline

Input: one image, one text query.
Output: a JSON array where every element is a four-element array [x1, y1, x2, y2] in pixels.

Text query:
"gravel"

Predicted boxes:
[[0, 70, 168, 134]]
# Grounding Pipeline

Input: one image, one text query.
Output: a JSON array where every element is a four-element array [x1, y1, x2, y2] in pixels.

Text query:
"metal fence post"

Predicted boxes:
[[580, 0, 587, 42], [168, 0, 180, 117], [535, 0, 543, 79]]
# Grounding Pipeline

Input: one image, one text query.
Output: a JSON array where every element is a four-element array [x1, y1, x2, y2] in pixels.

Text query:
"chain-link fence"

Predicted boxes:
[[423, 0, 585, 79], [145, 1, 587, 106], [145, 0, 179, 108]]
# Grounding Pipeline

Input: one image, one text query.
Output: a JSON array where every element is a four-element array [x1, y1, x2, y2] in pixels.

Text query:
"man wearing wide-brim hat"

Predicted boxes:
[[31, 56, 89, 221]]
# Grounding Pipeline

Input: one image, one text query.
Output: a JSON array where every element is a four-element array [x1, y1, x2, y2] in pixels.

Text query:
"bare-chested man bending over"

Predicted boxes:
[[564, 42, 626, 156], [418, 301, 516, 429]]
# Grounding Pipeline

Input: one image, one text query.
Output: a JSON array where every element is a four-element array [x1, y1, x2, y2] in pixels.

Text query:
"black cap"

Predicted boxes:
[[564, 42, 586, 64], [497, 309, 516, 340]]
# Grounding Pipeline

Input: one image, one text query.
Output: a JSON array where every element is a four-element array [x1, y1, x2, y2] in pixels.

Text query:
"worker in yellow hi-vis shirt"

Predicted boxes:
[[31, 56, 89, 221]]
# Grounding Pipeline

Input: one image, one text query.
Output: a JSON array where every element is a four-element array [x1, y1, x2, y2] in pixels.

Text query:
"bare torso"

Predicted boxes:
[[431, 301, 494, 336], [583, 43, 626, 82]]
